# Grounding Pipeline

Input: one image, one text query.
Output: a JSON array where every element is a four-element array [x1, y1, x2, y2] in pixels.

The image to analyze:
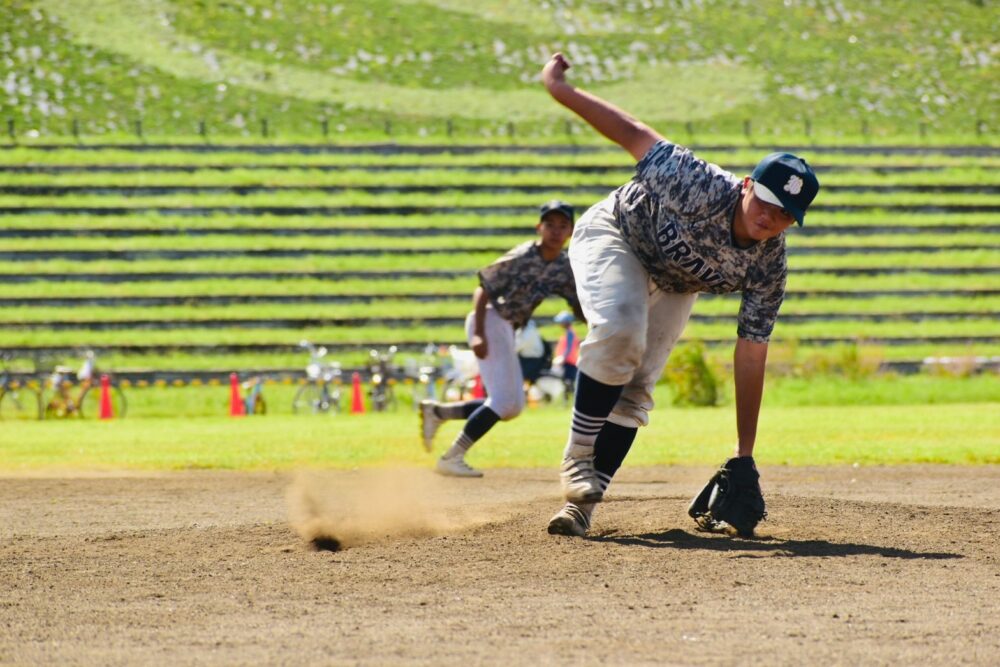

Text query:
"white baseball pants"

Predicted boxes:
[[464, 308, 525, 420], [569, 194, 698, 428]]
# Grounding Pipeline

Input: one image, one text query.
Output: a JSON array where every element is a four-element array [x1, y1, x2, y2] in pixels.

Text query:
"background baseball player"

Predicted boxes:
[[420, 200, 585, 477], [540, 53, 820, 537]]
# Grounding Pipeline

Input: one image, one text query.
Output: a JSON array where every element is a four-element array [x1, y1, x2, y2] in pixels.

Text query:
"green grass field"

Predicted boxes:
[[2, 404, 996, 471], [1, 376, 996, 471]]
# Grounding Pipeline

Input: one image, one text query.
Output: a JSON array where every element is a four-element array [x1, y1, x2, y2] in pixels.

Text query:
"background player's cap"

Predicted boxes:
[[539, 199, 574, 224], [553, 310, 575, 325], [750, 153, 819, 226]]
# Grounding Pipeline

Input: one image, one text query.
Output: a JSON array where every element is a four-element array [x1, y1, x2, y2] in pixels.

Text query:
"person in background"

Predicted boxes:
[[419, 200, 586, 477], [515, 318, 549, 386], [552, 310, 580, 388]]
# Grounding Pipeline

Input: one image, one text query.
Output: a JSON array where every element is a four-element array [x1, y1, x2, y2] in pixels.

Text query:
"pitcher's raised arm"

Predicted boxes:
[[541, 53, 663, 162]]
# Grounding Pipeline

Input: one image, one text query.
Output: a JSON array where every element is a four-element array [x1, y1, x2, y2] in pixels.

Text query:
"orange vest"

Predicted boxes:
[[554, 328, 580, 366]]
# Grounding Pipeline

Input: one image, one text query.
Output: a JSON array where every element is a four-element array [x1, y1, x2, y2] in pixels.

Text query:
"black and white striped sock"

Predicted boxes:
[[569, 408, 604, 447], [444, 404, 500, 460], [573, 459, 622, 526], [574, 422, 639, 524], [594, 421, 639, 481], [563, 372, 624, 458], [444, 432, 475, 460]]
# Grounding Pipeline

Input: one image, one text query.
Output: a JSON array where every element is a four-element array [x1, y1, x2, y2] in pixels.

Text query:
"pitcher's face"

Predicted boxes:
[[734, 176, 796, 244]]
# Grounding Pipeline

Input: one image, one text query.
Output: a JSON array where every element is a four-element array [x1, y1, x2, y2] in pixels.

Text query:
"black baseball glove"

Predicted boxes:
[[687, 456, 766, 538]]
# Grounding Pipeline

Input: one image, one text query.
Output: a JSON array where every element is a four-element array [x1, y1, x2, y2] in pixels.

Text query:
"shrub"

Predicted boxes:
[[664, 342, 720, 407], [765, 338, 801, 378]]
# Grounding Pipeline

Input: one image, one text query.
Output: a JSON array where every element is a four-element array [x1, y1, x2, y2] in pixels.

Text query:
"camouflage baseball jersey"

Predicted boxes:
[[478, 241, 580, 329], [613, 141, 787, 343]]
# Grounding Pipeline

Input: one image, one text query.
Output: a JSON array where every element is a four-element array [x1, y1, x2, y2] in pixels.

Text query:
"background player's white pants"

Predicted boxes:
[[570, 195, 698, 429], [464, 308, 525, 420]]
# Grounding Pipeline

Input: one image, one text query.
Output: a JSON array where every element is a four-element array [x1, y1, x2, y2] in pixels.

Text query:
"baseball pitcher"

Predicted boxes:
[[541, 53, 819, 538]]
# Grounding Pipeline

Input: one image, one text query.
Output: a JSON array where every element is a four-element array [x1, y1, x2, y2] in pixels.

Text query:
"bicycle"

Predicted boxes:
[[43, 350, 128, 419], [0, 353, 42, 421], [368, 345, 398, 412], [242, 376, 267, 415], [403, 343, 441, 410], [292, 340, 342, 414]]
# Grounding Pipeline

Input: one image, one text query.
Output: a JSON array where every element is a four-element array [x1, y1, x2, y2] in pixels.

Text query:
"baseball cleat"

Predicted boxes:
[[435, 454, 483, 478], [560, 445, 603, 503], [692, 517, 750, 538], [419, 399, 443, 452], [692, 514, 725, 533], [547, 502, 592, 537]]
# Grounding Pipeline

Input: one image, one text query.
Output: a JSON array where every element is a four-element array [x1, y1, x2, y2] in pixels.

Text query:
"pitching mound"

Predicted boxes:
[[1, 465, 997, 664]]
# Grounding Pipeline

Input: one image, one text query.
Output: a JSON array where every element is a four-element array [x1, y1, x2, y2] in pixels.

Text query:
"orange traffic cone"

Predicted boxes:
[[471, 374, 486, 399], [229, 372, 245, 417], [98, 374, 114, 420], [350, 371, 365, 414]]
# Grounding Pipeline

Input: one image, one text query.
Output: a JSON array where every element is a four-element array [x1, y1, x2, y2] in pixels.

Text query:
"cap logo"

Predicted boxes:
[[784, 175, 804, 196]]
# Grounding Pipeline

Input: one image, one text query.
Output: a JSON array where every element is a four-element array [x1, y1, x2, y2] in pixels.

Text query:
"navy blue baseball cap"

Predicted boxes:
[[539, 199, 574, 224], [750, 153, 819, 226]]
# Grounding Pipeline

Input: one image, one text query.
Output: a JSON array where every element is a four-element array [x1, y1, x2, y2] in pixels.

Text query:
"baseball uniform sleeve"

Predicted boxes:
[[478, 242, 528, 301], [635, 141, 740, 219], [736, 242, 787, 343]]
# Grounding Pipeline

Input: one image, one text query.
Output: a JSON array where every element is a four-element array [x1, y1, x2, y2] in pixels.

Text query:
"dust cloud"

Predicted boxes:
[[286, 468, 505, 550]]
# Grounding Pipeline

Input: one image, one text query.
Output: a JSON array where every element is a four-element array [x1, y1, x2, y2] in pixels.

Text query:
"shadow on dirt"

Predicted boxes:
[[591, 528, 964, 560]]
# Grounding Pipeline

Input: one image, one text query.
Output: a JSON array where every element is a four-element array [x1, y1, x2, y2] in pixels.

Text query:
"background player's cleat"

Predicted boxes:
[[547, 502, 592, 537], [435, 454, 483, 478], [560, 445, 603, 503], [419, 399, 443, 453]]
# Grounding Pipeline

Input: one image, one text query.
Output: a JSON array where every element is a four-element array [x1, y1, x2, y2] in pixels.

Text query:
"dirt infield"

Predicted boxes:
[[2, 465, 998, 666]]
